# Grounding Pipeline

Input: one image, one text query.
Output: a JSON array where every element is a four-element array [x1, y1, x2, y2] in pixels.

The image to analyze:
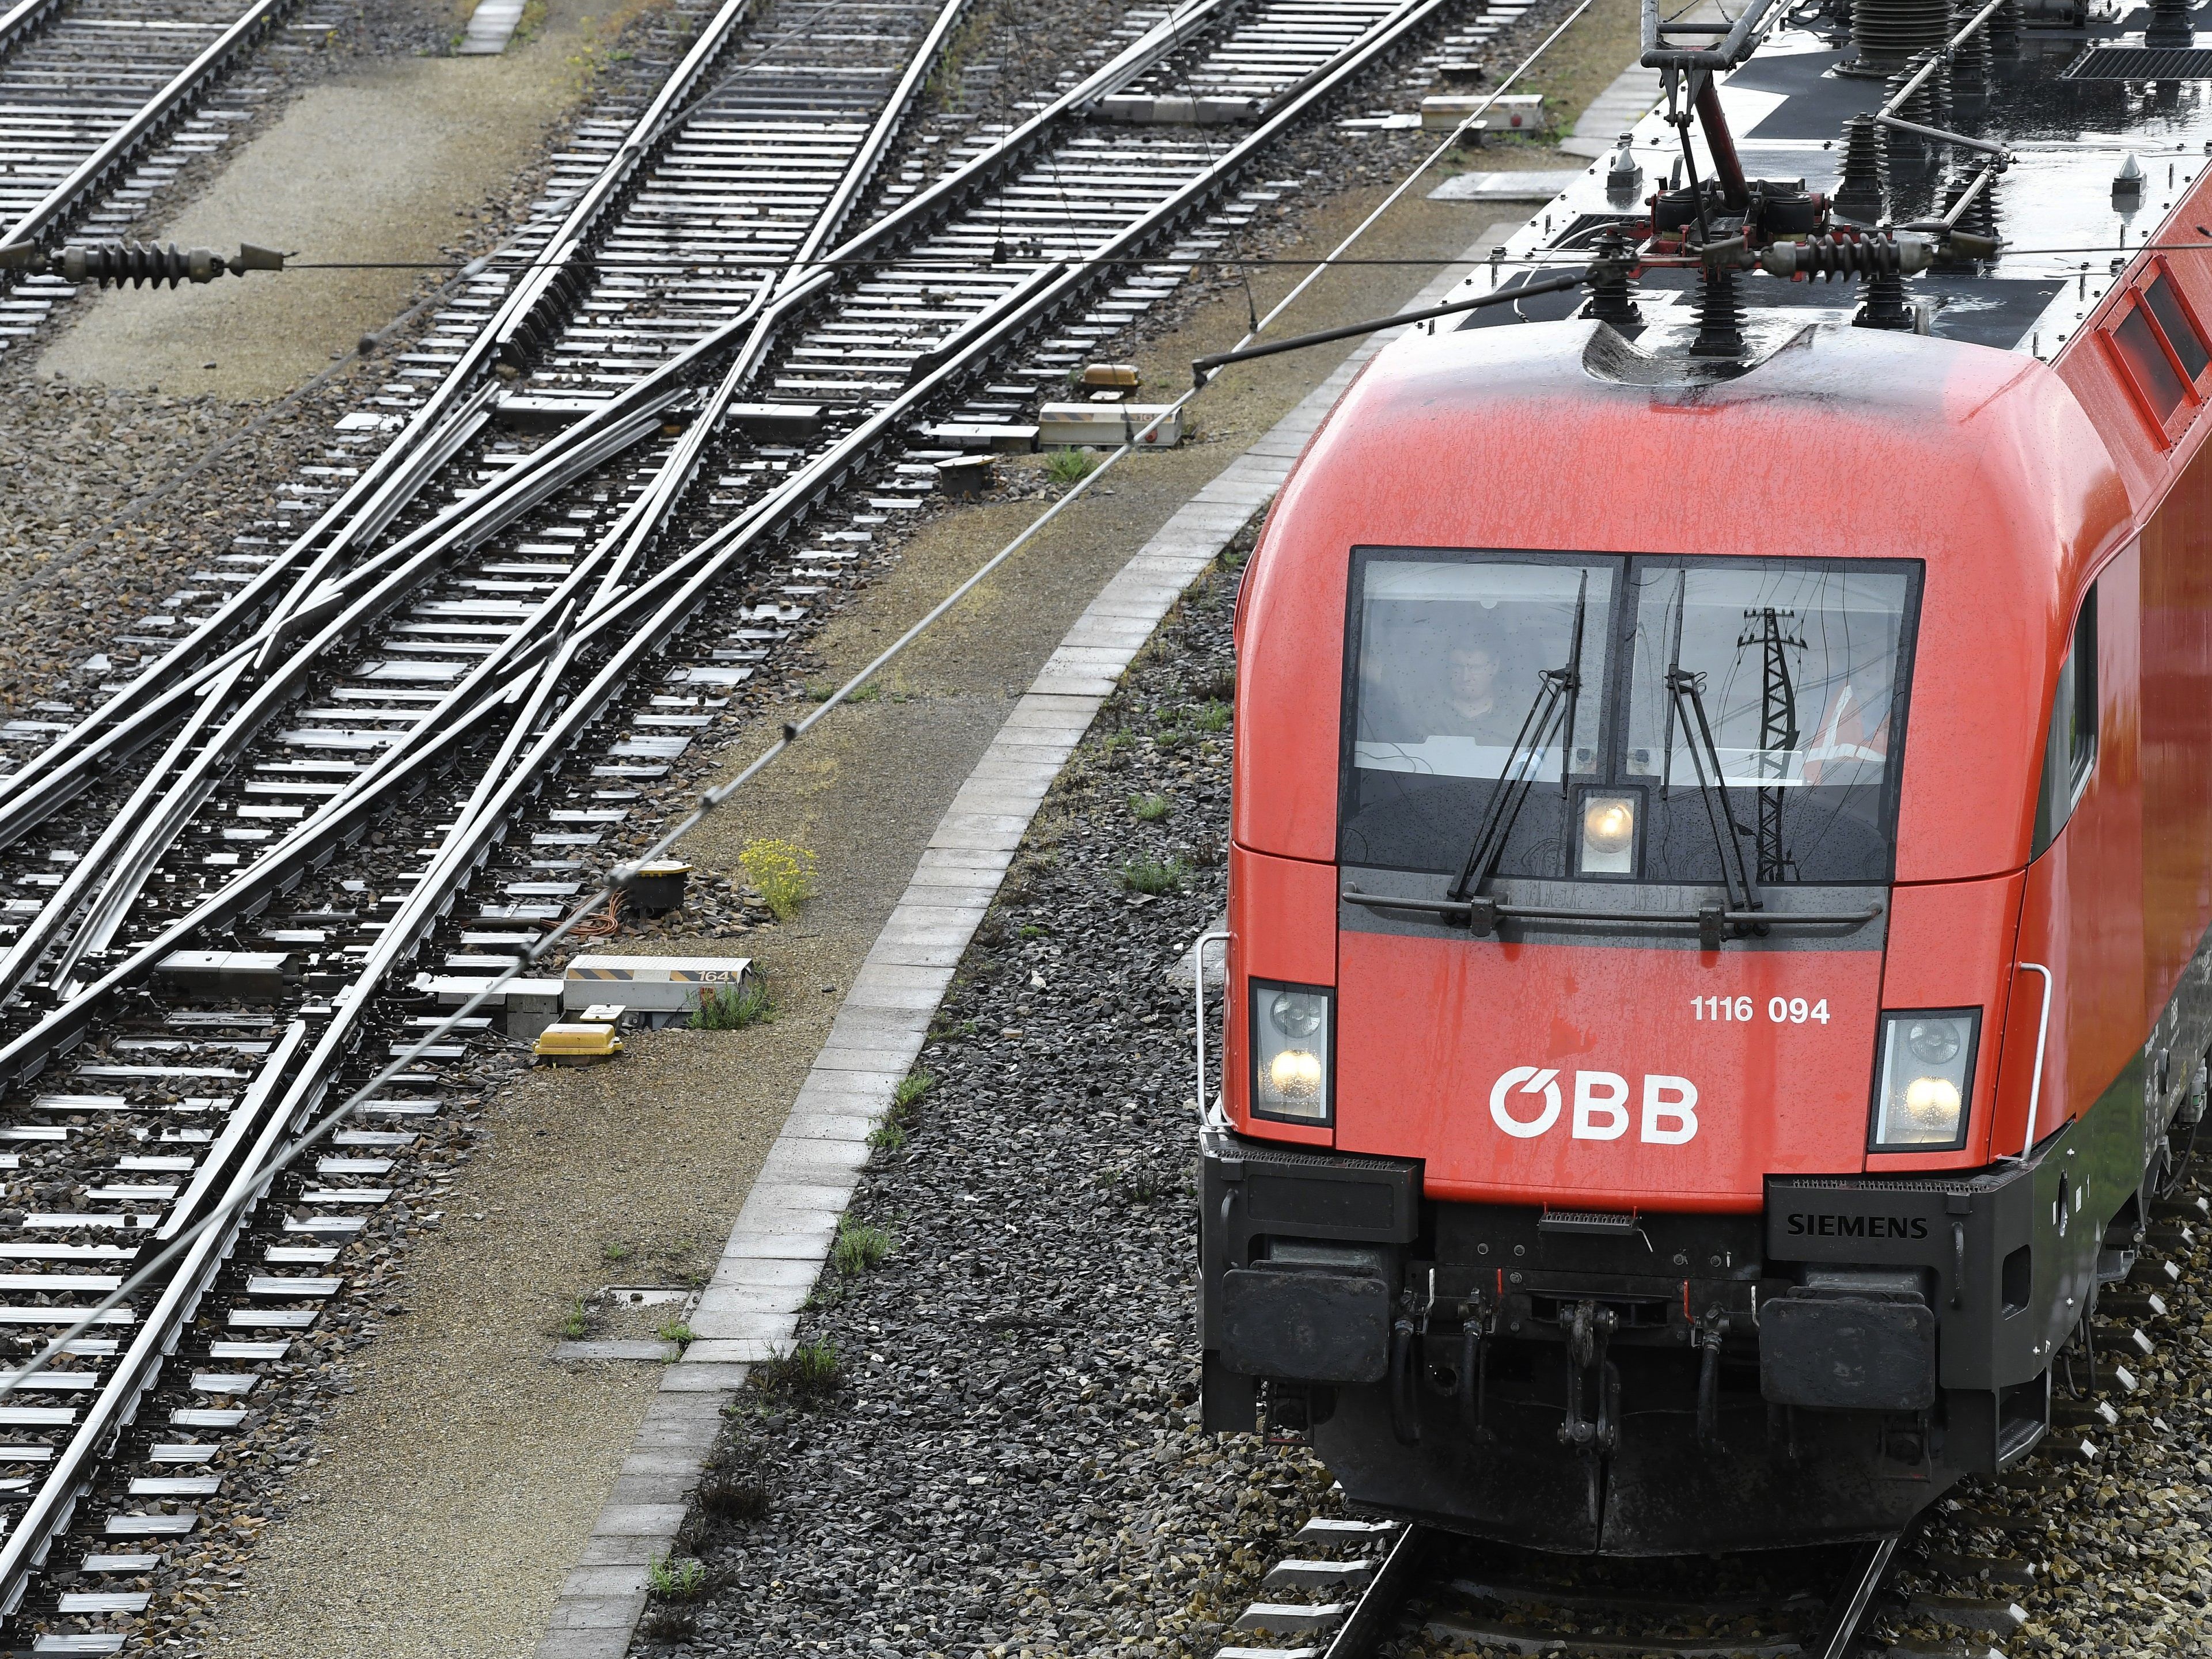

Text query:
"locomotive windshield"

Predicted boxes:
[[1340, 551, 1919, 884], [1350, 559, 1615, 783]]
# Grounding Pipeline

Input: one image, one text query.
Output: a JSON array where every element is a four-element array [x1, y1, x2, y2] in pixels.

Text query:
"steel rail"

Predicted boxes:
[[0, 0, 297, 255], [484, 0, 763, 370], [1321, 1524, 1432, 1659], [0, 0, 1257, 896], [0, 0, 63, 59], [232, 0, 1454, 928], [234, 0, 819, 636], [297, 0, 1473, 925], [0, 658, 248, 1005], [0, 0, 975, 1007], [0, 464, 631, 1012], [0, 397, 675, 857], [0, 662, 534, 1089], [582, 0, 978, 607], [0, 1024, 312, 1617], [0, 0, 778, 809], [1814, 1534, 1900, 1659], [0, 0, 1233, 827]]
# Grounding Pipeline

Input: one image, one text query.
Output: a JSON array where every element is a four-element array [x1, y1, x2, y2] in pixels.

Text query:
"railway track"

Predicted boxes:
[[0, 0, 332, 337], [1216, 1193, 2212, 1659], [0, 0, 1492, 1645]]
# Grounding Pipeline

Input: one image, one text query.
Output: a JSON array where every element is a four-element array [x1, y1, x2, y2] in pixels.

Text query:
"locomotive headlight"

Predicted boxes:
[[1906, 1019, 1961, 1066], [1871, 1009, 1979, 1151], [1251, 982, 1333, 1125], [1269, 1049, 1323, 1098], [1269, 992, 1323, 1039], [1580, 794, 1637, 875]]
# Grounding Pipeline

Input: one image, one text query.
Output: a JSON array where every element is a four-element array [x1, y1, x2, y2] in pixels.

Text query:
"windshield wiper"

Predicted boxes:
[[1341, 886, 1880, 951], [1665, 666, 1761, 924], [1448, 575, 1588, 908]]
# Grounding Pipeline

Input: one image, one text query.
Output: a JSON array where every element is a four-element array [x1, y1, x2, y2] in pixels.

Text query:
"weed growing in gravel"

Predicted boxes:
[[1121, 856, 1189, 895], [638, 1605, 696, 1642], [1194, 700, 1232, 732], [695, 1468, 771, 1523], [557, 1300, 591, 1340], [869, 1072, 931, 1152], [1046, 447, 1099, 485], [601, 1242, 631, 1263], [739, 838, 817, 922], [1131, 792, 1171, 822], [647, 1556, 709, 1600], [657, 1320, 695, 1346], [690, 978, 774, 1030], [832, 1214, 893, 1275], [1018, 922, 1049, 939], [1191, 666, 1237, 702], [752, 1341, 843, 1403], [1118, 1167, 1164, 1204]]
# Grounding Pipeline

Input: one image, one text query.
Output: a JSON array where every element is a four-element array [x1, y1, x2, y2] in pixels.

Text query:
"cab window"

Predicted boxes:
[[2032, 585, 2097, 856]]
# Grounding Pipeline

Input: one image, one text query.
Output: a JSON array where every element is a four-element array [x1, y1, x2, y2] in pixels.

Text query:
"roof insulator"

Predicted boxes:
[[2115, 151, 2145, 207], [1606, 132, 1642, 198]]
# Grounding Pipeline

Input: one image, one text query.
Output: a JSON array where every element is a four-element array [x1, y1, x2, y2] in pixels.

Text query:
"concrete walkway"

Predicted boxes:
[[530, 227, 1519, 1658], [1560, 61, 1661, 158], [1558, 0, 1729, 158]]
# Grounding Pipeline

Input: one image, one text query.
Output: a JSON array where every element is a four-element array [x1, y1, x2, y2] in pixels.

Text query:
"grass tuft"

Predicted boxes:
[[647, 1555, 709, 1601], [870, 1069, 932, 1152], [1130, 792, 1170, 822], [658, 1319, 695, 1346], [691, 977, 775, 1030], [1194, 700, 1232, 732], [696, 1470, 772, 1523], [1046, 447, 1098, 485], [1120, 856, 1188, 895], [557, 1300, 591, 1340], [738, 837, 817, 921], [639, 1604, 695, 1641], [832, 1214, 893, 1275], [752, 1340, 843, 1403], [1191, 666, 1236, 702]]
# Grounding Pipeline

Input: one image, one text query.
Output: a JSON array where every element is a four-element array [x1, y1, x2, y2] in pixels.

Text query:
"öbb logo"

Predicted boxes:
[[1488, 1067, 1700, 1145]]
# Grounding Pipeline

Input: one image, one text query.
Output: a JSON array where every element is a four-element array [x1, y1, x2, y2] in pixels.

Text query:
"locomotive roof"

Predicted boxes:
[[1447, 10, 2212, 363]]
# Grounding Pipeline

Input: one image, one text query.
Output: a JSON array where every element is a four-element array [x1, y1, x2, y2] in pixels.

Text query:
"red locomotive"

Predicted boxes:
[[1197, 0, 2212, 1551]]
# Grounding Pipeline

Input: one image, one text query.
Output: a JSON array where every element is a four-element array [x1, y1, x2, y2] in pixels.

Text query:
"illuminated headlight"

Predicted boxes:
[[1870, 1009, 1979, 1151], [1252, 982, 1333, 1124], [1580, 794, 1637, 875]]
